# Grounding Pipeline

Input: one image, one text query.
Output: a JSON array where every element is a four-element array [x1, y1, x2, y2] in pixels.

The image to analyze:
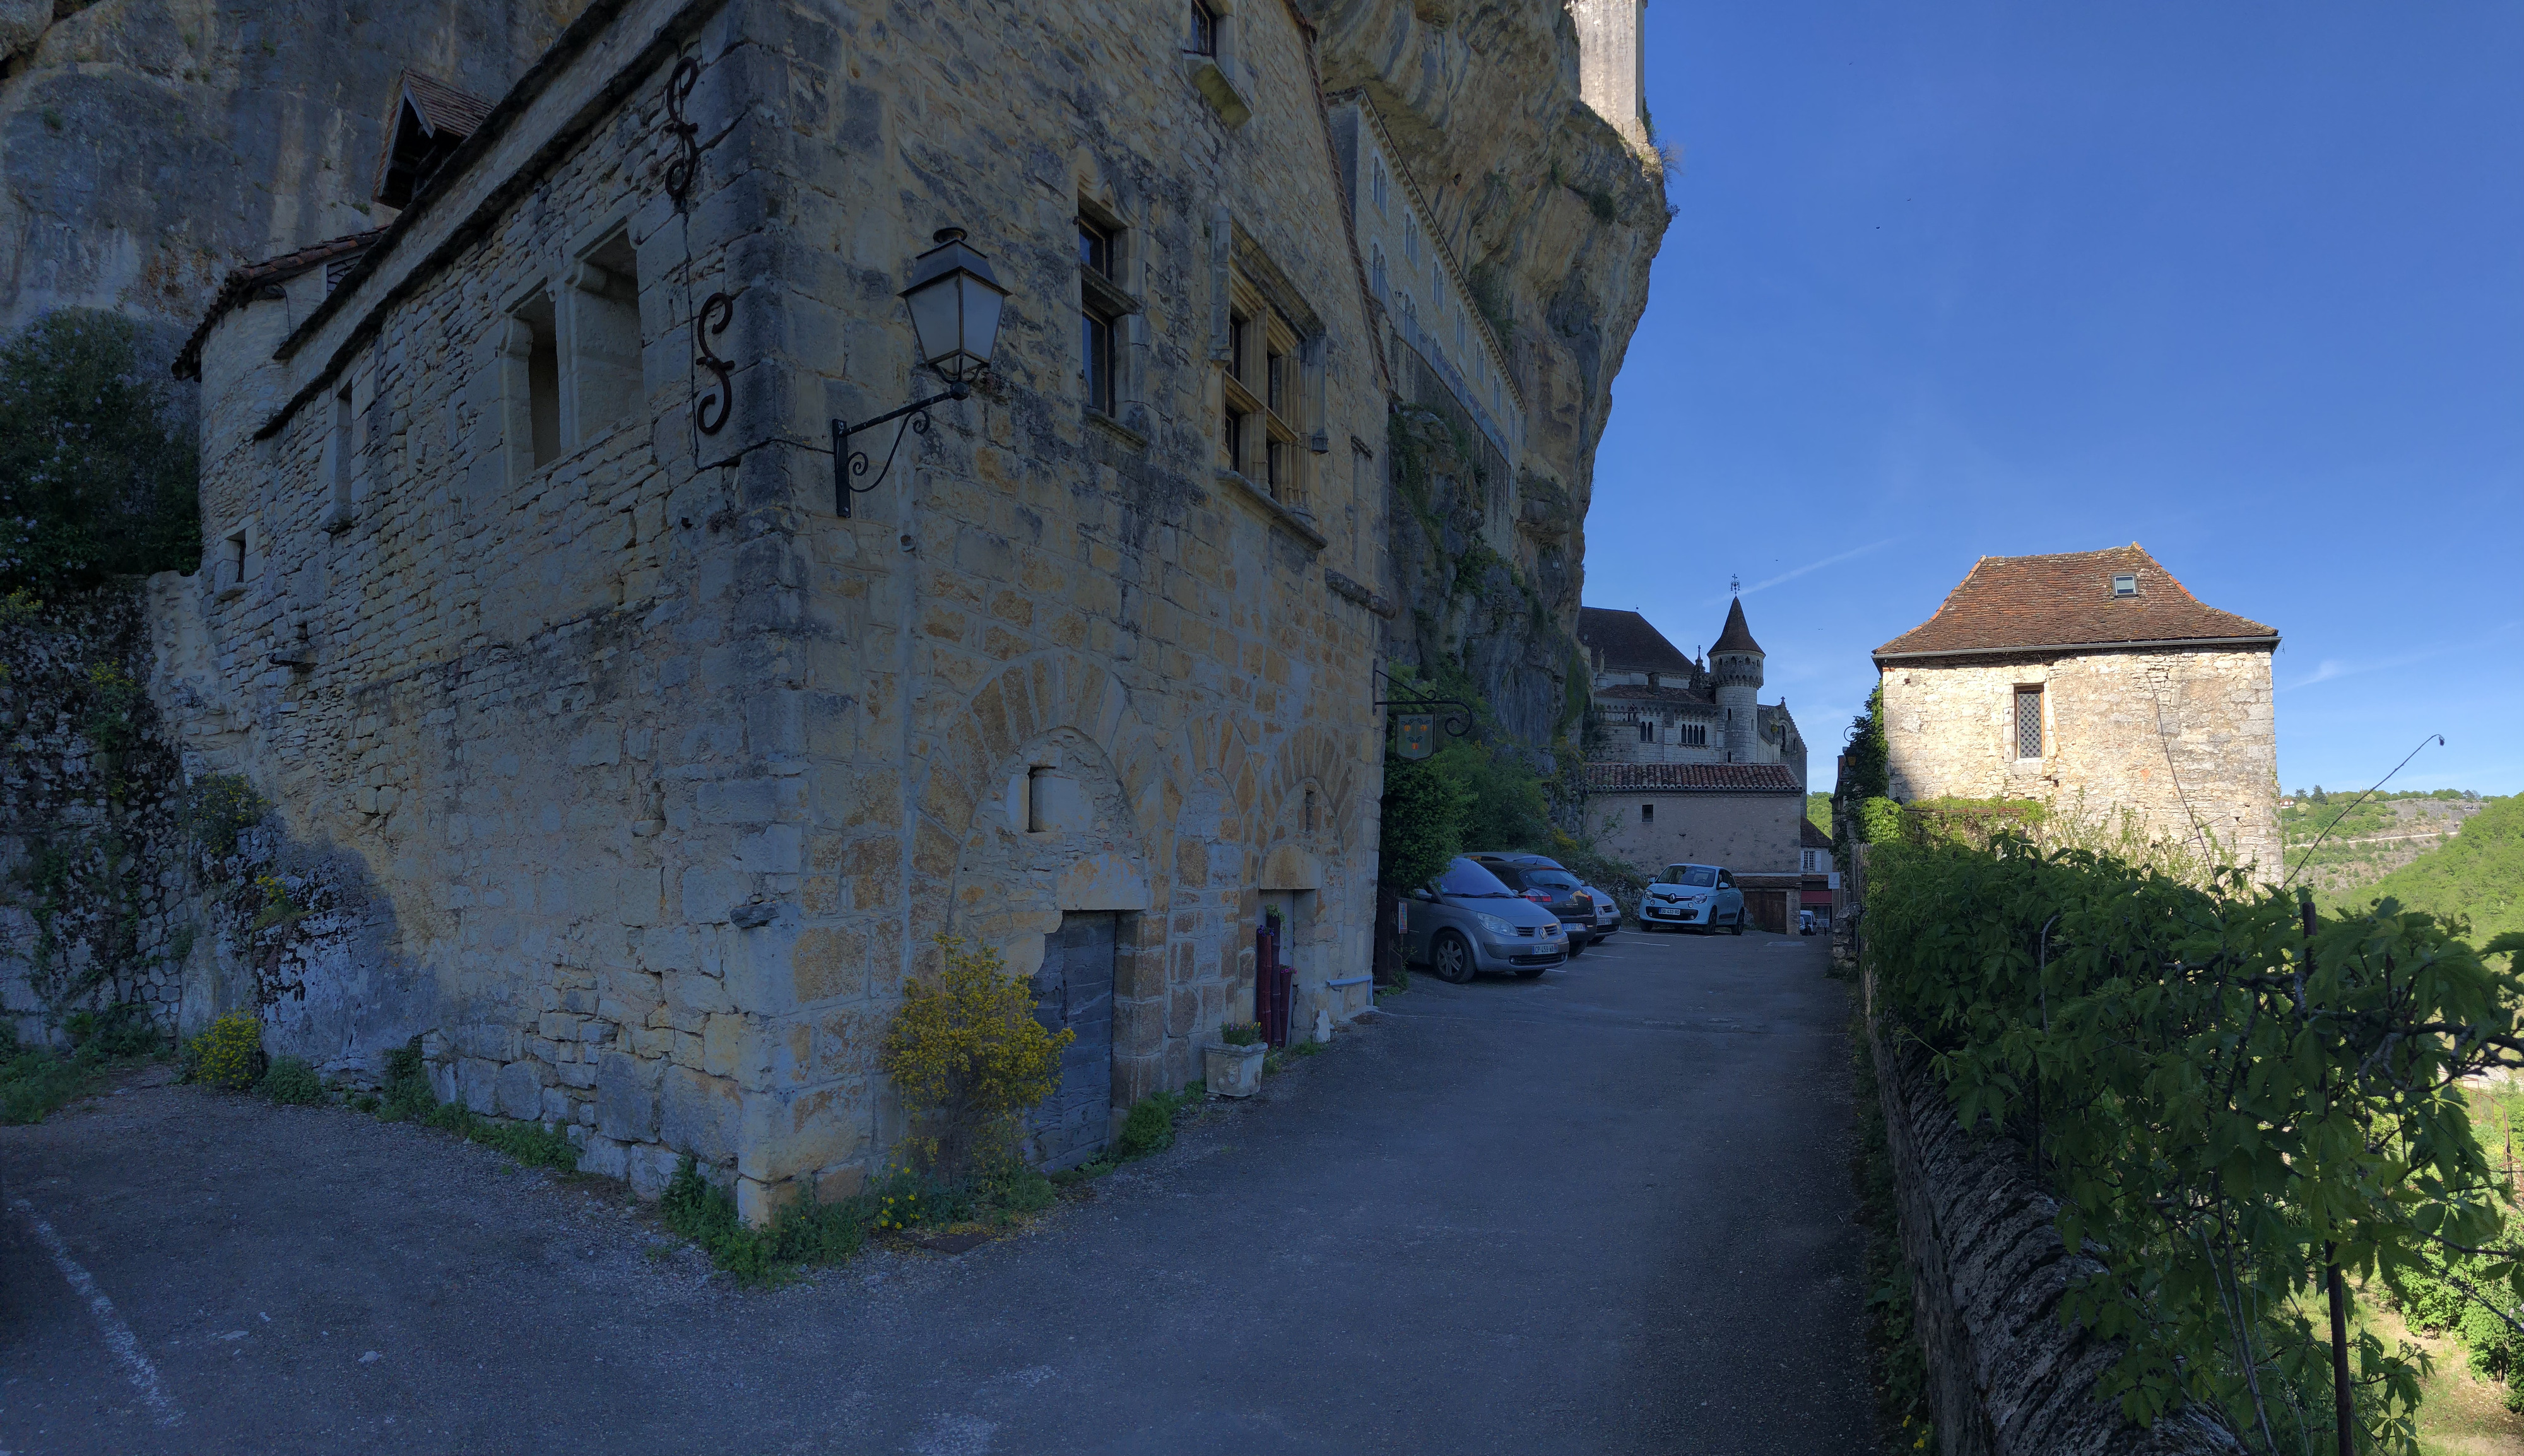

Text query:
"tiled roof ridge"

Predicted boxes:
[[171, 230, 387, 380], [1580, 761, 1802, 793], [1875, 544, 2276, 660]]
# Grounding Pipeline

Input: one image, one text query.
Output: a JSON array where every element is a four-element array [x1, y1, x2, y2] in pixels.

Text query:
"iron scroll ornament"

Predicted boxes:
[[1375, 695, 1475, 760], [832, 382, 970, 517], [693, 291, 734, 435], [662, 58, 702, 206]]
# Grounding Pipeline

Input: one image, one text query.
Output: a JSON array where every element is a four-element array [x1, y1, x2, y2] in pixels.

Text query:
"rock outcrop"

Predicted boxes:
[[1305, 0, 1666, 761], [0, 0, 583, 346]]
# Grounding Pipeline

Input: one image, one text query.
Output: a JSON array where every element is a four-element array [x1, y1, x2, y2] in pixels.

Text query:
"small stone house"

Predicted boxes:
[[1874, 544, 2280, 874], [164, 0, 1409, 1219], [1576, 599, 1808, 886]]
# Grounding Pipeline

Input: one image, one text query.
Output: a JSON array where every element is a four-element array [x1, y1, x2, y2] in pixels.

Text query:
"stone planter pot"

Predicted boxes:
[[1204, 1040, 1266, 1098]]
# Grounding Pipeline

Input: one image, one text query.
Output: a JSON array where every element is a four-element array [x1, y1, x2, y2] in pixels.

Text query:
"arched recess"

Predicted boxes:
[[1254, 725, 1371, 1040], [919, 654, 1181, 1168]]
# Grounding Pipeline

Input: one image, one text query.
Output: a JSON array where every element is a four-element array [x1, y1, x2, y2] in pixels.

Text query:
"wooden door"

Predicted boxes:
[[1747, 890, 1789, 934], [1029, 912, 1116, 1170]]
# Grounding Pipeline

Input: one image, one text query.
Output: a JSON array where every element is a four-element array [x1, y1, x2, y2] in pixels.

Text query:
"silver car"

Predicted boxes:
[[1583, 884, 1620, 936], [1404, 856, 1569, 982]]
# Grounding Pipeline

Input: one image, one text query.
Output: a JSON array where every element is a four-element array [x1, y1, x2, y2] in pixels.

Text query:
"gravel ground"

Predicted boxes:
[[1, 927, 1872, 1455]]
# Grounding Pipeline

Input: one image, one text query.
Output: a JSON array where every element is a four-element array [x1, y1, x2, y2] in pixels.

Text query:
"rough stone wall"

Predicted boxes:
[[180, 0, 1388, 1219], [1865, 992, 2244, 1455], [1304, 0, 1665, 757], [1880, 648, 2280, 876], [0, 0, 584, 344], [0, 588, 192, 1044], [1584, 791, 1802, 879]]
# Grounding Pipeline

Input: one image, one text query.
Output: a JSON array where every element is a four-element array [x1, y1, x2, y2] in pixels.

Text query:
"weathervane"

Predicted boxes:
[[1730, 573, 1741, 597]]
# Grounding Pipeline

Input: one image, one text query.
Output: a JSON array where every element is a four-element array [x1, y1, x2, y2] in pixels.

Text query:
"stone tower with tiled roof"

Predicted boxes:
[[1711, 596, 1764, 764], [1874, 544, 2281, 874]]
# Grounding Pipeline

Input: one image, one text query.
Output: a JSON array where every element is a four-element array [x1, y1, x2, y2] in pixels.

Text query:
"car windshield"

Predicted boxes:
[[1523, 869, 1580, 891], [1664, 866, 1718, 888], [1436, 857, 1514, 898]]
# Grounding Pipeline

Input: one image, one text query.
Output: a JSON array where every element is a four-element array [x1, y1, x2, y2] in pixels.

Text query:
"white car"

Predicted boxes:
[[1638, 863, 1747, 934], [1583, 884, 1620, 937]]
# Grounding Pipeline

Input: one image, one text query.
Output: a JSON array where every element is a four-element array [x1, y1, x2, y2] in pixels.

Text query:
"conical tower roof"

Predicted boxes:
[[1711, 596, 1764, 657]]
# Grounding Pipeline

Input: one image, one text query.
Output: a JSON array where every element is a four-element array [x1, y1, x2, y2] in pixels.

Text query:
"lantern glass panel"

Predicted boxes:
[[905, 276, 961, 377], [957, 278, 1004, 376]]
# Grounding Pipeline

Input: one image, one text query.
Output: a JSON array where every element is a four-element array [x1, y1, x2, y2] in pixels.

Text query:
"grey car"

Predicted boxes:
[[1403, 856, 1569, 982]]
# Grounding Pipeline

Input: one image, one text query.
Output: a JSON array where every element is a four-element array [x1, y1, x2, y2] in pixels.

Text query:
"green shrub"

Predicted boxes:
[[379, 1035, 434, 1120], [259, 1054, 324, 1105], [187, 1013, 262, 1090], [0, 310, 200, 594], [0, 1045, 88, 1124], [1870, 835, 2524, 1445], [65, 1001, 160, 1058], [468, 1117, 579, 1171], [185, 773, 269, 857], [1114, 1092, 1178, 1159]]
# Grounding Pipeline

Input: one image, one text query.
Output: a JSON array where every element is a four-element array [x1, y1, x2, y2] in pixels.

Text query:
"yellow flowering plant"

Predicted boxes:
[[881, 936, 1071, 1178]]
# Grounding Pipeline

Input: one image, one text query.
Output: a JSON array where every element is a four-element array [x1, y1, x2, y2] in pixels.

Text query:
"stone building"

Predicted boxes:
[[1576, 600, 1808, 885], [1875, 544, 2281, 874], [0, 0, 1664, 1221], [156, 0, 1435, 1218]]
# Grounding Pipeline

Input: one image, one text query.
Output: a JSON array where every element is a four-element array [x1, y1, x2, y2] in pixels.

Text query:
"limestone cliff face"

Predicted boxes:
[[0, 0, 582, 345], [1303, 0, 1666, 758]]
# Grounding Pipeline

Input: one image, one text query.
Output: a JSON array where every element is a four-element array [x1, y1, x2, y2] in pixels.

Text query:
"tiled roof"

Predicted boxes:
[[1711, 597, 1763, 656], [1583, 762, 1803, 794], [398, 71, 496, 136], [1578, 608, 1696, 676], [1800, 818, 1833, 850], [1877, 544, 2277, 660], [170, 230, 385, 379], [373, 71, 497, 209]]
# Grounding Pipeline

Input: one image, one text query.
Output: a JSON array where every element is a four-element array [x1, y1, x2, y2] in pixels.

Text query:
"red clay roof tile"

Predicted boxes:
[[1875, 544, 2275, 660]]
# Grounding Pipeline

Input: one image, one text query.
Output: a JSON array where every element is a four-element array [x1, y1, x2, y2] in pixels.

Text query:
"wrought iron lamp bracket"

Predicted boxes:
[[831, 382, 970, 518]]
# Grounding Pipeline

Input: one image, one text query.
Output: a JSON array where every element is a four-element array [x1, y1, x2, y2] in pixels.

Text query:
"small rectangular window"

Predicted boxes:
[[1082, 311, 1114, 414], [562, 230, 641, 443], [1636, 722, 1654, 743], [2111, 572, 2137, 596], [2015, 686, 2043, 759], [1188, 0, 1217, 56], [1641, 803, 1654, 824]]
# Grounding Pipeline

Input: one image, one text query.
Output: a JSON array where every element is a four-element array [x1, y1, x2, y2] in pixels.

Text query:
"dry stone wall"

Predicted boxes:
[[1867, 989, 2244, 1455], [1880, 647, 2280, 876]]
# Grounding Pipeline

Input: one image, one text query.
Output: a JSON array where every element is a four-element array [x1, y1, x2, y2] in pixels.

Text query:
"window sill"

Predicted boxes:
[[1216, 469, 1324, 551], [1324, 568, 1396, 619], [1085, 410, 1148, 452], [1080, 266, 1141, 319], [1183, 56, 1252, 128]]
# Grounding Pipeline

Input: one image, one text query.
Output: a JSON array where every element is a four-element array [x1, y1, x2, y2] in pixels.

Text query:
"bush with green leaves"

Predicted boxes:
[[186, 1013, 263, 1091], [0, 310, 199, 594], [1870, 834, 2524, 1453], [1114, 1093, 1176, 1159], [259, 1054, 324, 1105]]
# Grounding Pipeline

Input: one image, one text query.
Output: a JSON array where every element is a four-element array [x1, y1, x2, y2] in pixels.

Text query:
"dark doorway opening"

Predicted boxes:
[[1029, 912, 1117, 1169]]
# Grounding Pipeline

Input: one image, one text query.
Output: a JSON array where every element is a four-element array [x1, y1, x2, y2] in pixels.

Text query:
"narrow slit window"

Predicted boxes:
[[1636, 722, 1654, 744], [2015, 687, 2043, 760], [1641, 803, 1654, 825], [1188, 0, 1217, 56], [1078, 216, 1116, 415]]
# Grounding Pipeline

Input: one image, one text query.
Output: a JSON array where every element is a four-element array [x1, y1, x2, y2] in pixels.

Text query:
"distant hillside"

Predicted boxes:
[[2333, 796, 2522, 946], [2281, 789, 2487, 900]]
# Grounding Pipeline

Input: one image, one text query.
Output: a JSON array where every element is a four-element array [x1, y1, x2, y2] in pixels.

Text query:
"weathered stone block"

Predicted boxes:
[[596, 1051, 661, 1142]]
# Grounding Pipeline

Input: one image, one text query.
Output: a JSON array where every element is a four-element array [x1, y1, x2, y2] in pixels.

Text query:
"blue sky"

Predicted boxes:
[[1584, 3, 2524, 796]]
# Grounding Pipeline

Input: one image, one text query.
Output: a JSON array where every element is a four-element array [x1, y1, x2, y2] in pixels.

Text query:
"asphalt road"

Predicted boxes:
[[1, 924, 1873, 1455]]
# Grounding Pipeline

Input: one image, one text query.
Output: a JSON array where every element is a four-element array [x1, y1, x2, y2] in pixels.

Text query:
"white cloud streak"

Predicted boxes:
[[2279, 621, 2523, 693], [1718, 536, 1904, 603]]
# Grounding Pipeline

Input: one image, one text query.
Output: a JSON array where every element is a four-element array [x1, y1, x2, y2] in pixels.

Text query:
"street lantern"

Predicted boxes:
[[833, 226, 1010, 517], [899, 228, 1008, 386]]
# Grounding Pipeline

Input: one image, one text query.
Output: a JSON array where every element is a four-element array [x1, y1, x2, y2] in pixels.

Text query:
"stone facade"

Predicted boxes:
[[1877, 648, 2280, 873], [163, 0, 1418, 1219], [1581, 766, 1806, 880], [1875, 548, 2280, 876]]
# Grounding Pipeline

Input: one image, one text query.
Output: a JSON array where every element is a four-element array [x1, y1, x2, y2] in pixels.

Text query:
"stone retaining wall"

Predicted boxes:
[[1865, 975, 2244, 1455]]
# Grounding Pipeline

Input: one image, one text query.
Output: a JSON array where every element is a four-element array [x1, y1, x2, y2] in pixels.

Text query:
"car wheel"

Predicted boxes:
[[1731, 915, 1746, 936], [1431, 930, 1477, 983], [1566, 935, 1585, 958]]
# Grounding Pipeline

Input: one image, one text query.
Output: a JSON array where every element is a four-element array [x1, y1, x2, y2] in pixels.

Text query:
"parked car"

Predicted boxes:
[[1403, 856, 1569, 982], [1466, 853, 1598, 953], [1638, 863, 1747, 934], [1583, 884, 1620, 937]]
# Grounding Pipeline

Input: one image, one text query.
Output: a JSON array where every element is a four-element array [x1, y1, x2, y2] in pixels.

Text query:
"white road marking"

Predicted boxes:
[[11, 1196, 182, 1427]]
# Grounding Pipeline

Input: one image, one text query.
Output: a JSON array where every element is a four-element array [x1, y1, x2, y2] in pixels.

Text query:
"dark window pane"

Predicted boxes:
[[1267, 351, 1285, 414], [1436, 857, 1512, 896], [1189, 0, 1216, 55], [1078, 220, 1109, 277]]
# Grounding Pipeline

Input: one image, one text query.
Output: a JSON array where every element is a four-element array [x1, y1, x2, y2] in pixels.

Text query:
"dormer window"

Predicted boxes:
[[372, 71, 493, 209], [2111, 572, 2137, 596]]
